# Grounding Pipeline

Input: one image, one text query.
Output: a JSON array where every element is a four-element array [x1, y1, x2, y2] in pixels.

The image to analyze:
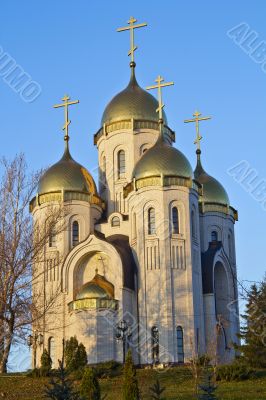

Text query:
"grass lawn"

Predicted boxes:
[[0, 367, 266, 399]]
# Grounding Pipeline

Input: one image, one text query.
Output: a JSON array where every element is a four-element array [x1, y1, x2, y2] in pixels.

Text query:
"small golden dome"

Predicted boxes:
[[194, 151, 230, 205], [38, 146, 97, 195], [101, 65, 167, 126], [132, 137, 193, 181], [76, 283, 108, 300], [76, 273, 114, 300]]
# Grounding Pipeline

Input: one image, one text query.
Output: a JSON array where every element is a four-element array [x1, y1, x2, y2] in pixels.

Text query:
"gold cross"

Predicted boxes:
[[53, 95, 79, 141], [184, 110, 211, 150], [146, 75, 174, 121], [117, 16, 147, 63]]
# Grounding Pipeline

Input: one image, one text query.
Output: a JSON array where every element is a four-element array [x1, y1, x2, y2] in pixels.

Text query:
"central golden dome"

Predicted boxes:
[[38, 145, 97, 195], [132, 137, 193, 181], [101, 65, 167, 126]]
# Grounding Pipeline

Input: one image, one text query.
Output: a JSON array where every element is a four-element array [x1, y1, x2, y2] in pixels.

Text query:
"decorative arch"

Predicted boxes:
[[61, 234, 129, 303], [142, 199, 160, 237], [117, 150, 126, 179], [207, 224, 222, 243], [148, 207, 156, 235], [213, 260, 231, 361], [111, 216, 120, 227], [169, 200, 186, 238], [68, 214, 84, 250]]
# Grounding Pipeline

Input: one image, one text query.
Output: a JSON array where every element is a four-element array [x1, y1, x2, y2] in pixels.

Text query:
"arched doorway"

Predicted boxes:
[[214, 262, 230, 362]]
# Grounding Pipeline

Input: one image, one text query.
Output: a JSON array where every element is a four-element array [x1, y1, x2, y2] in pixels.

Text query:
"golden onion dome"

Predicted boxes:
[[76, 283, 108, 300], [132, 136, 193, 181], [194, 150, 230, 205], [38, 145, 97, 196], [101, 63, 167, 126], [76, 273, 114, 300]]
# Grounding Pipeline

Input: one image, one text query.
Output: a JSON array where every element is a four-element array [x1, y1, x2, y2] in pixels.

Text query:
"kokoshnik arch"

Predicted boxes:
[[30, 17, 240, 367]]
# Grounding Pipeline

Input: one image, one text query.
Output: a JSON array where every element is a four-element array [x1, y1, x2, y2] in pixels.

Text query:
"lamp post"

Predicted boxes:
[[27, 330, 44, 369], [116, 319, 132, 364]]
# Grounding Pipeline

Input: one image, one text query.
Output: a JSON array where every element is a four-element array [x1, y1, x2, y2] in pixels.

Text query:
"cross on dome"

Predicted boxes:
[[117, 16, 147, 64], [53, 94, 79, 144], [146, 75, 174, 133], [184, 110, 211, 151]]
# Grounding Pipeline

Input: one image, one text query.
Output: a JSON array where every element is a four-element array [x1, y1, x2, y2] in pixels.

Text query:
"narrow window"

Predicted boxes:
[[151, 326, 159, 364], [148, 207, 156, 235], [176, 326, 184, 363], [191, 210, 196, 238], [49, 226, 56, 247], [48, 337, 55, 368], [118, 150, 126, 179], [211, 231, 218, 242], [132, 212, 137, 239], [228, 234, 232, 259], [72, 221, 79, 246], [101, 156, 106, 184], [111, 216, 120, 227], [172, 207, 179, 234]]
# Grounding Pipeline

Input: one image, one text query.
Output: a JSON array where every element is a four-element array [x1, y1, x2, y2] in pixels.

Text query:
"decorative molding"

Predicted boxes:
[[30, 191, 105, 212], [94, 119, 175, 145], [68, 298, 119, 312], [199, 203, 238, 221]]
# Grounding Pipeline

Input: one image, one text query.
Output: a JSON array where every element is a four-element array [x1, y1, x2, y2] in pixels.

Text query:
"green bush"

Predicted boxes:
[[217, 362, 255, 382], [122, 350, 140, 400], [65, 336, 87, 372], [41, 349, 52, 377], [80, 367, 101, 400]]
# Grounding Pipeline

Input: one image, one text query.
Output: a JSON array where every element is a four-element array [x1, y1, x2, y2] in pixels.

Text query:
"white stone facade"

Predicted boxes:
[[31, 68, 239, 368]]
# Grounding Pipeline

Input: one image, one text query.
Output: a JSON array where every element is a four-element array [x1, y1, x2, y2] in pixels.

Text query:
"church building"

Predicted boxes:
[[30, 18, 240, 367]]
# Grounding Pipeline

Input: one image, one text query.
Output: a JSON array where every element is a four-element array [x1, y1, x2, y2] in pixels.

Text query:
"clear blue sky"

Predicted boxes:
[[1, 1, 266, 369]]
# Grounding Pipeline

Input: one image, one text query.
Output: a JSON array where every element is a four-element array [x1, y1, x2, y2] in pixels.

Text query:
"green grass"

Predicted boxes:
[[0, 367, 266, 399]]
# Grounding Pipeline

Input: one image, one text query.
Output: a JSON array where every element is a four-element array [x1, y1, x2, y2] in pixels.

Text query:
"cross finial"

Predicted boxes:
[[117, 16, 147, 64], [53, 95, 79, 143], [146, 75, 174, 129], [184, 110, 211, 151]]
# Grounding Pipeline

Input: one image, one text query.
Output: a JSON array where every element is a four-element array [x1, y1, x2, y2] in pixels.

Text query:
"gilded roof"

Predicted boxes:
[[101, 66, 167, 126], [76, 273, 114, 300], [132, 137, 193, 181], [194, 152, 230, 205], [38, 146, 97, 196]]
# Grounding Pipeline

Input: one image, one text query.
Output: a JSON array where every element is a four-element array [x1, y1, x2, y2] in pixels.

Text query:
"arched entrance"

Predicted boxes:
[[214, 262, 230, 362]]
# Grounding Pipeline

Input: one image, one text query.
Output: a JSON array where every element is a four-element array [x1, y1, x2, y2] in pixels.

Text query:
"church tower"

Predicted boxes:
[[184, 111, 239, 363]]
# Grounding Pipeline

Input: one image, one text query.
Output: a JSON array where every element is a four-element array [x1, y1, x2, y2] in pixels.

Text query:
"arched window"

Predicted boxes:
[[191, 210, 196, 238], [72, 221, 79, 247], [132, 212, 137, 239], [49, 226, 56, 247], [172, 207, 179, 234], [118, 150, 126, 179], [48, 337, 55, 368], [148, 207, 156, 235], [111, 216, 120, 227], [151, 326, 159, 364], [101, 156, 106, 183], [228, 234, 232, 259], [176, 326, 184, 363], [211, 231, 218, 242]]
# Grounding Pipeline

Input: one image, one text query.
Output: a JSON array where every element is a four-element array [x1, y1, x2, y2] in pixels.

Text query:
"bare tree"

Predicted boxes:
[[0, 154, 68, 373]]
